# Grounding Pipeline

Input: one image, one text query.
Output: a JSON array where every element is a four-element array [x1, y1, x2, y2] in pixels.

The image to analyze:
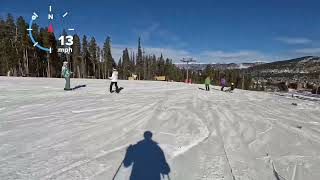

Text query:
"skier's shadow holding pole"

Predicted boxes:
[[113, 131, 171, 180]]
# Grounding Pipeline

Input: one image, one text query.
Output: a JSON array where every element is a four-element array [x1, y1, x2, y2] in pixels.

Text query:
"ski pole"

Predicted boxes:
[[112, 161, 123, 180], [167, 174, 171, 180]]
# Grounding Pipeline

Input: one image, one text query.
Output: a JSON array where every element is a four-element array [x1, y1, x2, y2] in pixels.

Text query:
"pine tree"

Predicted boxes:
[[143, 48, 146, 80], [16, 16, 29, 76], [48, 32, 59, 77], [151, 55, 157, 79], [4, 14, 18, 76], [33, 24, 47, 77], [164, 58, 171, 78], [44, 28, 58, 78], [96, 46, 101, 79], [122, 48, 130, 79], [136, 37, 143, 79], [0, 16, 6, 75], [103, 36, 114, 78], [131, 51, 136, 73], [40, 26, 58, 77], [118, 57, 123, 79], [158, 53, 165, 76], [147, 55, 152, 80], [82, 35, 89, 77], [88, 37, 97, 77], [71, 34, 81, 78]]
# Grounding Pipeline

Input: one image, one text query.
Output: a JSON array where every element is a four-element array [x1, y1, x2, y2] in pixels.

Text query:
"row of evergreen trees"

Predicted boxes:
[[0, 14, 251, 89], [0, 14, 187, 81]]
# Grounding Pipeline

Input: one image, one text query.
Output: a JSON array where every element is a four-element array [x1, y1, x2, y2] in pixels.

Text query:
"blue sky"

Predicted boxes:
[[1, 0, 320, 63]]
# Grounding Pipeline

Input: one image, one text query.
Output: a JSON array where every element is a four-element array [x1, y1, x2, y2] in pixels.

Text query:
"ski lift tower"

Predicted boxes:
[[181, 58, 196, 82]]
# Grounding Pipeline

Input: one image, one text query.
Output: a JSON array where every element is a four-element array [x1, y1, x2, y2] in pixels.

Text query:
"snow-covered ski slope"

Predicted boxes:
[[0, 77, 320, 180]]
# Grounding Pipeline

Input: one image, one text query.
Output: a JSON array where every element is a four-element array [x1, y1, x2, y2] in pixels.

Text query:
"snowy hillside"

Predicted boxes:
[[0, 77, 320, 180]]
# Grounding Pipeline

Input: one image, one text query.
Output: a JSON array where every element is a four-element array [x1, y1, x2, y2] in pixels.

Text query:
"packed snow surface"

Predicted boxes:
[[0, 77, 320, 180]]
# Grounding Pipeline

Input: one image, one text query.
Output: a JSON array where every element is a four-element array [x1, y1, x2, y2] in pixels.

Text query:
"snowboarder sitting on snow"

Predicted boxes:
[[123, 131, 171, 180], [225, 82, 235, 92], [231, 82, 235, 90], [109, 68, 119, 93], [61, 61, 72, 91], [205, 76, 211, 91]]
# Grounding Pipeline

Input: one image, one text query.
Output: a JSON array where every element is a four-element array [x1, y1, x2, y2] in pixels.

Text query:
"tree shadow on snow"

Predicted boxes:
[[122, 131, 171, 180]]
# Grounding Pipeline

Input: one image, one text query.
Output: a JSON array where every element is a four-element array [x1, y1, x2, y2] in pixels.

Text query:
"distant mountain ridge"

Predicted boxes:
[[175, 56, 320, 74], [249, 56, 320, 74], [175, 62, 264, 70]]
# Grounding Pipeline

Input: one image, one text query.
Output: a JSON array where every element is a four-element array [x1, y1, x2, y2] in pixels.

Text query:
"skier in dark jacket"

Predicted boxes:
[[220, 77, 226, 91], [123, 131, 170, 180]]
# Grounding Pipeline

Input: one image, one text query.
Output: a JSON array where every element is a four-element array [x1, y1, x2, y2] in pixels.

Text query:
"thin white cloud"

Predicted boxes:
[[292, 48, 320, 55], [200, 50, 267, 63], [111, 45, 272, 64], [275, 37, 312, 44]]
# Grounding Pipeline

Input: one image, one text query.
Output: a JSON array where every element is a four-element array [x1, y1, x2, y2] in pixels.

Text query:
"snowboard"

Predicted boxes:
[[111, 87, 124, 93], [224, 88, 234, 93], [117, 87, 124, 93]]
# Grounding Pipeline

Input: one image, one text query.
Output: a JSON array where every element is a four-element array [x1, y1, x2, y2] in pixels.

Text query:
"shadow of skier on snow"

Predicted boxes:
[[122, 131, 171, 180]]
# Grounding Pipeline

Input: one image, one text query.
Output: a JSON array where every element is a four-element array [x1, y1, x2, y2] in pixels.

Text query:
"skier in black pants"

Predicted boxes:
[[109, 68, 119, 93]]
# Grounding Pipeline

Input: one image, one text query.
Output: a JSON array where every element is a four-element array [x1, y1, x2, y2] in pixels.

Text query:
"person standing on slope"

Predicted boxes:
[[220, 77, 226, 91], [109, 68, 119, 93], [61, 61, 72, 91], [205, 76, 211, 91]]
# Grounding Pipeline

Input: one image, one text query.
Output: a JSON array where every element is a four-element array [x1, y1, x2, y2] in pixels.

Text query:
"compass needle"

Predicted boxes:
[[48, 23, 54, 33]]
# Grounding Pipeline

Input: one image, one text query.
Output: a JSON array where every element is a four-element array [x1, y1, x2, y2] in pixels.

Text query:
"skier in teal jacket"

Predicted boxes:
[[61, 61, 72, 90]]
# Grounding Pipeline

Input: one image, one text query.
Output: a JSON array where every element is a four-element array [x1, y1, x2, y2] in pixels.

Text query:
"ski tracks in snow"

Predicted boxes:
[[1, 78, 320, 180]]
